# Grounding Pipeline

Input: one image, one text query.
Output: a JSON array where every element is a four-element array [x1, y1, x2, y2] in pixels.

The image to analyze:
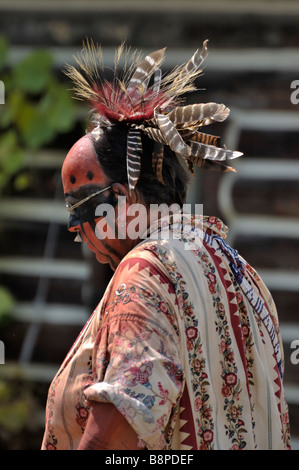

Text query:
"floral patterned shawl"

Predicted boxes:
[[41, 216, 291, 450]]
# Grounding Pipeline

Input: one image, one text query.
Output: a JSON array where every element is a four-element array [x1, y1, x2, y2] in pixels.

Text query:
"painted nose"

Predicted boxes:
[[68, 213, 81, 232]]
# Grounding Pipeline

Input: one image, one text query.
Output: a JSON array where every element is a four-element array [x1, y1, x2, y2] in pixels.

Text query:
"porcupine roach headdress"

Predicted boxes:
[[65, 40, 242, 192]]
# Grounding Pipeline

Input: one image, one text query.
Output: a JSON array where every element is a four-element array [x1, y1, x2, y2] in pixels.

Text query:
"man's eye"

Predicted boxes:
[[74, 205, 94, 221]]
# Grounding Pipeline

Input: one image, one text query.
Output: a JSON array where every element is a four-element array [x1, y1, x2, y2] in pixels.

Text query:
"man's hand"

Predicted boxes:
[[77, 402, 141, 450]]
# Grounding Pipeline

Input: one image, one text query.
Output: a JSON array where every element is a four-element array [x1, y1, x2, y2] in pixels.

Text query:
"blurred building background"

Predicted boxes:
[[0, 0, 299, 450]]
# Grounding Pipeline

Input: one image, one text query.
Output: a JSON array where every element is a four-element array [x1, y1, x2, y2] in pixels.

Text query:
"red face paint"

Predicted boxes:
[[62, 134, 107, 194], [62, 134, 129, 270]]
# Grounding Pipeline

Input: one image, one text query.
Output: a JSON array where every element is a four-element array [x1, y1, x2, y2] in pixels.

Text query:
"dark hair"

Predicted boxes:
[[91, 124, 191, 207]]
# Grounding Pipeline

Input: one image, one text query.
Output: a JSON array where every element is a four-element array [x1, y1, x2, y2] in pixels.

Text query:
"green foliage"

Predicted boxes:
[[0, 380, 32, 443], [0, 286, 14, 321], [13, 50, 53, 94], [0, 36, 77, 194], [0, 37, 78, 336], [0, 36, 8, 70], [0, 392, 29, 434]]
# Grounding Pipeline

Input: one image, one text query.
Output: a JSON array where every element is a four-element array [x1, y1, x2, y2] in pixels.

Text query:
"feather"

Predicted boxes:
[[152, 142, 165, 185], [126, 126, 143, 191], [127, 48, 166, 96], [143, 126, 167, 145], [167, 103, 230, 127], [65, 39, 243, 185], [154, 109, 190, 158], [189, 140, 243, 162], [190, 131, 221, 147], [161, 40, 209, 106], [152, 67, 162, 93], [65, 41, 169, 123]]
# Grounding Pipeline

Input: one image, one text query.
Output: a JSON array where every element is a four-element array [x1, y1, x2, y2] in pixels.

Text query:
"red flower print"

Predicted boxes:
[[78, 407, 89, 419], [184, 305, 193, 317], [231, 443, 241, 450], [131, 292, 140, 302], [158, 382, 169, 405], [216, 220, 223, 231], [225, 350, 235, 363], [159, 301, 169, 314], [219, 340, 227, 354], [192, 358, 205, 373], [76, 404, 89, 427], [208, 272, 216, 284], [177, 296, 184, 309], [208, 283, 216, 294], [194, 397, 203, 411], [186, 326, 198, 341], [202, 429, 214, 443], [224, 373, 238, 387], [222, 385, 232, 397], [199, 443, 209, 450], [202, 407, 212, 420], [242, 324, 250, 338], [120, 360, 153, 387], [227, 405, 242, 420], [46, 443, 57, 450], [236, 292, 243, 304]]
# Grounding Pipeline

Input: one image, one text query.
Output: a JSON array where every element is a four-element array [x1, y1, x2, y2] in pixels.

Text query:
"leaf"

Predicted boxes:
[[0, 36, 8, 70], [41, 81, 76, 133], [0, 286, 14, 319], [0, 400, 29, 433], [0, 89, 25, 128], [0, 381, 11, 401], [0, 130, 24, 193], [16, 101, 55, 149], [12, 50, 53, 94], [0, 131, 24, 175], [14, 171, 32, 191]]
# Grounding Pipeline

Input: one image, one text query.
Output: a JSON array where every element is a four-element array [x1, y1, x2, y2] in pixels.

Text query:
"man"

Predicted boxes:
[[41, 41, 291, 450]]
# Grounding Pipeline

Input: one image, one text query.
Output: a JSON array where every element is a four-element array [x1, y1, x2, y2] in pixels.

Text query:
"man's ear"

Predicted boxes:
[[111, 183, 138, 204]]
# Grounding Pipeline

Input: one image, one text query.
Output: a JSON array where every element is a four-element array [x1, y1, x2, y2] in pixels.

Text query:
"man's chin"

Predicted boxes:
[[94, 250, 108, 264]]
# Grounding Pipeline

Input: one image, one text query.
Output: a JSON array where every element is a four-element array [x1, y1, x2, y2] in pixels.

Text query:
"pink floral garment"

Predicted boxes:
[[41, 216, 291, 450]]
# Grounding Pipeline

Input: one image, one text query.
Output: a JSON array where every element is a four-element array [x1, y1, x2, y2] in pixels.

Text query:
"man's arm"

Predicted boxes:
[[77, 402, 141, 450]]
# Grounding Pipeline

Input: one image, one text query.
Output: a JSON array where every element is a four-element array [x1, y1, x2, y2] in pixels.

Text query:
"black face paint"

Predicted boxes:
[[83, 218, 121, 257], [66, 186, 116, 227], [68, 212, 81, 230]]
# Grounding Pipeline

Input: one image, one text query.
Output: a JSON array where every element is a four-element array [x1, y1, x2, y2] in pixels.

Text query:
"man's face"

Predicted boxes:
[[61, 134, 128, 270]]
